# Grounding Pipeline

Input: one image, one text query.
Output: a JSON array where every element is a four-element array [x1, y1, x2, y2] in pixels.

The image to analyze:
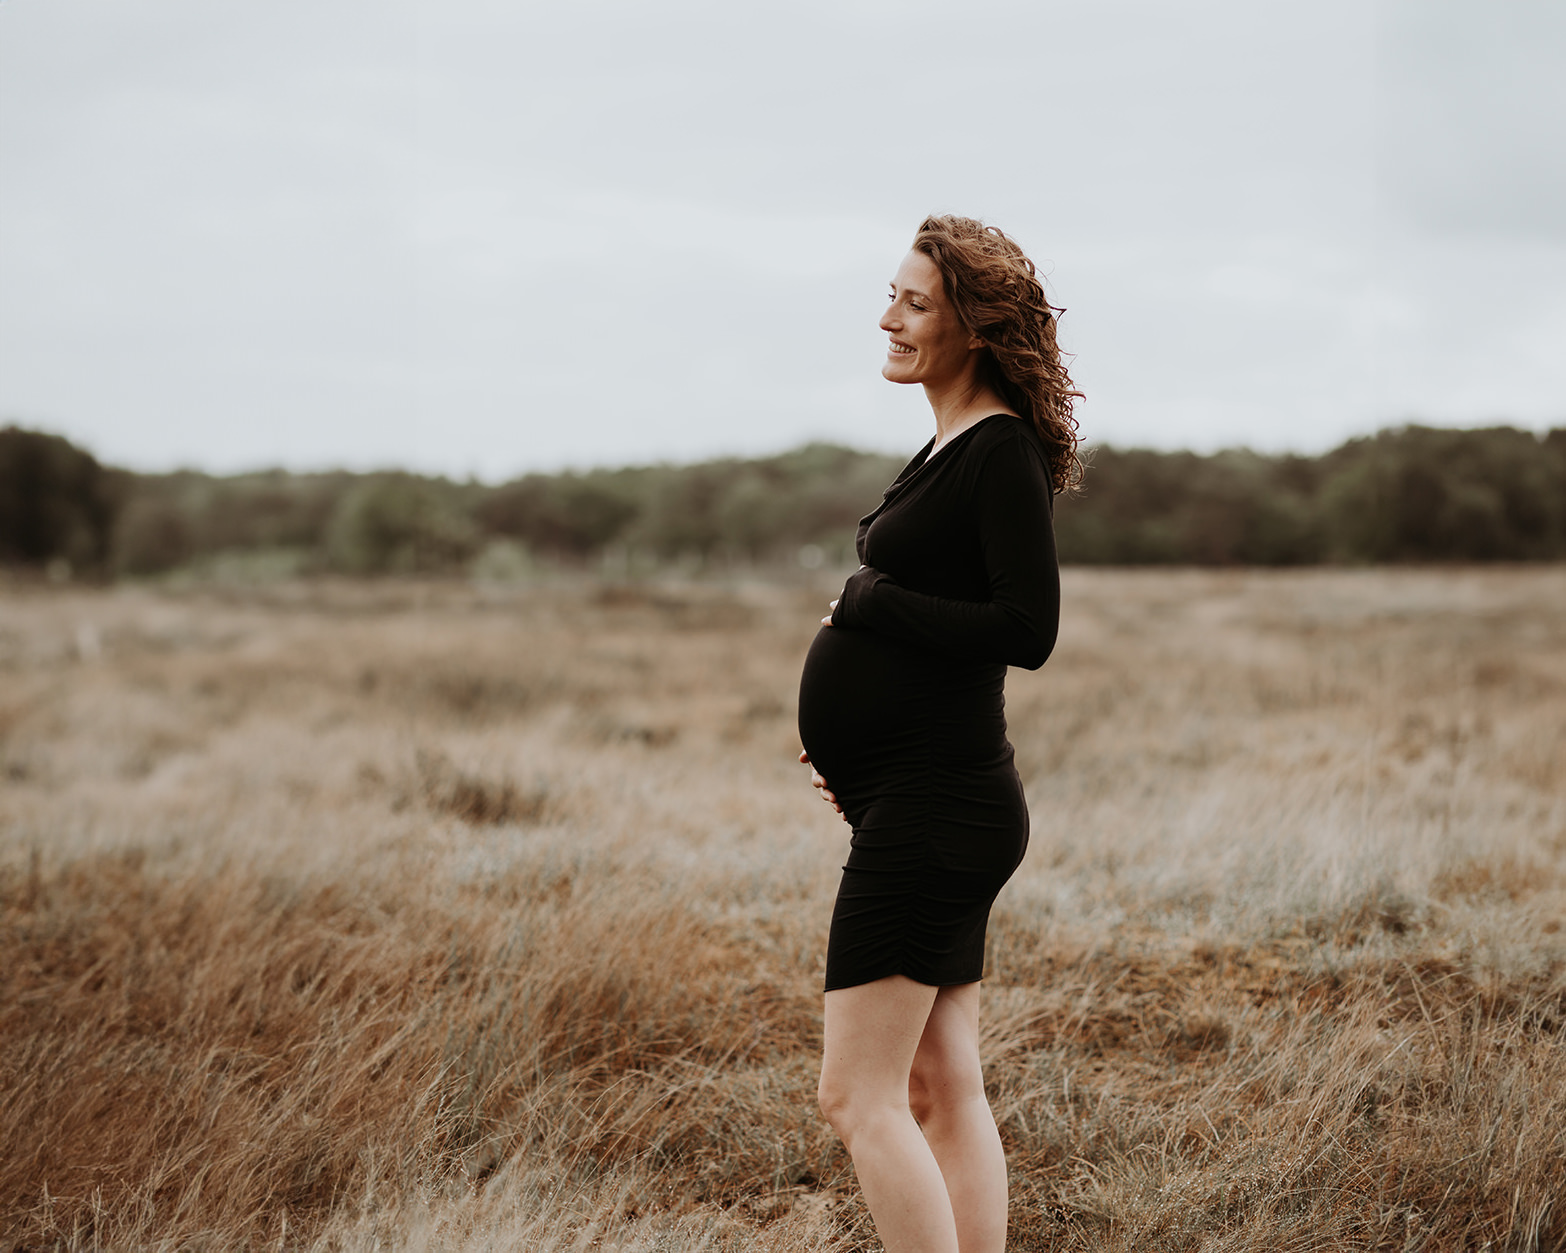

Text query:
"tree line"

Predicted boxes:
[[2, 422, 1563, 579]]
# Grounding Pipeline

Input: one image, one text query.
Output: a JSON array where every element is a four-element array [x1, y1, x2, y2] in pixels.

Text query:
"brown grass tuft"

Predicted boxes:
[[414, 748, 552, 825]]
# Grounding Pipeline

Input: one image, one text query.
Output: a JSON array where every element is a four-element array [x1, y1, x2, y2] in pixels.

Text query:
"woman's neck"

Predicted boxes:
[[923, 372, 1014, 453]]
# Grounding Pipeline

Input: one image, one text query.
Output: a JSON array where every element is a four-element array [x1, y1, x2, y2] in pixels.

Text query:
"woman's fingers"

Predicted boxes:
[[801, 750, 825, 787], [821, 597, 839, 627], [813, 774, 843, 814], [800, 750, 844, 816]]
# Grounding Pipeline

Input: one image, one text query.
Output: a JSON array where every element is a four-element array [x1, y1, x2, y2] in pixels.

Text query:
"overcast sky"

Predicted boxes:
[[2, 0, 1562, 478]]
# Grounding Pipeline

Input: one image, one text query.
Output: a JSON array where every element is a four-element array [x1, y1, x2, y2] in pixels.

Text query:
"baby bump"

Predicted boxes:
[[797, 626, 930, 789]]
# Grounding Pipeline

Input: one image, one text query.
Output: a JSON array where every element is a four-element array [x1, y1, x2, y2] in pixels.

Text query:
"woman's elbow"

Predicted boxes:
[[1008, 625, 1056, 670], [1015, 643, 1051, 670]]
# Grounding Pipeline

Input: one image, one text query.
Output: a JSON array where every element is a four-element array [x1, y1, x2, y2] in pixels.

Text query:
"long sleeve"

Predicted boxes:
[[833, 434, 1059, 669]]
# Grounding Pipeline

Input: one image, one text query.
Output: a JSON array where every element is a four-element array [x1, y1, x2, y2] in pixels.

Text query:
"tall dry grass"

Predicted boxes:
[[1, 568, 1562, 1250]]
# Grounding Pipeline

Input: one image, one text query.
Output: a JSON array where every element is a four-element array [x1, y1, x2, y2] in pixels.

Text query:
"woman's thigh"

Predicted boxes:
[[910, 983, 986, 1109], [821, 975, 941, 1105]]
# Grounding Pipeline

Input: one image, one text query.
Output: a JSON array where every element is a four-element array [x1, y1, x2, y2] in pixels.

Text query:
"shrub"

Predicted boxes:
[[0, 426, 121, 572], [326, 476, 479, 574]]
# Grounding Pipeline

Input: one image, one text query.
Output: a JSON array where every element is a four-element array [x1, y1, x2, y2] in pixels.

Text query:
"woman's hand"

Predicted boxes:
[[822, 566, 867, 625], [798, 750, 845, 818]]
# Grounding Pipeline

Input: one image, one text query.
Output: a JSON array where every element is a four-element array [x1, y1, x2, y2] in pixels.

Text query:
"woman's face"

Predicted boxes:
[[879, 250, 982, 387]]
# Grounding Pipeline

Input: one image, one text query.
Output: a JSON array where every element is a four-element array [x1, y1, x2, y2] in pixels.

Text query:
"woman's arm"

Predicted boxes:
[[831, 436, 1059, 669]]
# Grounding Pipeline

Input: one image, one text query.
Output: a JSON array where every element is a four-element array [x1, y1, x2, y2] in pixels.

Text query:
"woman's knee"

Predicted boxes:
[[908, 1047, 984, 1126], [818, 1068, 907, 1143], [906, 1066, 937, 1125], [817, 1068, 855, 1133]]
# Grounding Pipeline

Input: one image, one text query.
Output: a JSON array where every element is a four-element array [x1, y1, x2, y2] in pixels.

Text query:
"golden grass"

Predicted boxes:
[[1, 567, 1562, 1251]]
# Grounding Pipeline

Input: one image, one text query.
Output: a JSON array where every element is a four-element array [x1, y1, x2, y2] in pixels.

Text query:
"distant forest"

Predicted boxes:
[[2, 422, 1564, 580]]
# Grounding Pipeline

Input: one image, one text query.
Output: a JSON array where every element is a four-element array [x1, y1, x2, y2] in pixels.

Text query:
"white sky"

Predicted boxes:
[[2, 0, 1563, 478]]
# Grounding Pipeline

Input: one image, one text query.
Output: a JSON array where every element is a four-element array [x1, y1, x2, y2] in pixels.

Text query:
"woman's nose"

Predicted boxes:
[[879, 306, 898, 331]]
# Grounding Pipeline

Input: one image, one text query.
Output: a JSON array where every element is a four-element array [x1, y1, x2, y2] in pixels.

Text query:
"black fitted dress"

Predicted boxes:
[[797, 414, 1059, 992]]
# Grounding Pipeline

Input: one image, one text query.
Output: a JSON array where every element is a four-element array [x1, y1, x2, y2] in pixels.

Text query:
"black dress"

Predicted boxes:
[[797, 414, 1059, 992]]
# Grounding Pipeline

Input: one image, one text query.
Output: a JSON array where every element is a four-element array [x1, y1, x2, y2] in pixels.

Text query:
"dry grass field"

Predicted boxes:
[[2, 566, 1563, 1251]]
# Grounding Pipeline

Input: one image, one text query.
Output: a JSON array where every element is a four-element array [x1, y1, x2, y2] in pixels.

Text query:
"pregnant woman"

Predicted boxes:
[[797, 214, 1081, 1252]]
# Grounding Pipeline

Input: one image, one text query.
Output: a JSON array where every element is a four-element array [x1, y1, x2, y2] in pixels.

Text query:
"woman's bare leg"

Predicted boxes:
[[908, 983, 1008, 1253], [819, 975, 958, 1253]]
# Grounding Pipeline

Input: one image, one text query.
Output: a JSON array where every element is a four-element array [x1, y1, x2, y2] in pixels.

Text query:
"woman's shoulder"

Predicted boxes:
[[963, 416, 1056, 512], [968, 413, 1028, 442], [966, 414, 1051, 466]]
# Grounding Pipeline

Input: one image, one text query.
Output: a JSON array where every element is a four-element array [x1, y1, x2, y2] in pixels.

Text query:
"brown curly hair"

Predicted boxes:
[[912, 214, 1084, 494]]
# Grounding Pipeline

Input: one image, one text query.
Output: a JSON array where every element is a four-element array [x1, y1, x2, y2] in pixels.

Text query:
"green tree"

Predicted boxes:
[[114, 497, 195, 575], [477, 473, 640, 557], [0, 426, 121, 572], [327, 476, 479, 573], [1318, 426, 1566, 561]]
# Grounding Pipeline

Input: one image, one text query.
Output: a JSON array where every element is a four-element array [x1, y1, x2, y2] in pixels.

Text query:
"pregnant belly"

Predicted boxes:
[[797, 626, 1008, 799]]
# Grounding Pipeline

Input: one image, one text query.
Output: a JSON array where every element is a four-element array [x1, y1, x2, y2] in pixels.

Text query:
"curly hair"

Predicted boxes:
[[911, 215, 1084, 494]]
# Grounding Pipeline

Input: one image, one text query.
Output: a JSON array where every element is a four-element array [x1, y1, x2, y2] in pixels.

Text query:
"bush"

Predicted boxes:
[[1055, 426, 1565, 565], [1316, 426, 1566, 562], [477, 474, 640, 558], [327, 476, 480, 573], [0, 426, 121, 572], [113, 497, 195, 575]]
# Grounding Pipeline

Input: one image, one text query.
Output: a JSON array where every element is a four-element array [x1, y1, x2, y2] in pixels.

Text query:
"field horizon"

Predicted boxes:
[[2, 566, 1563, 1250]]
